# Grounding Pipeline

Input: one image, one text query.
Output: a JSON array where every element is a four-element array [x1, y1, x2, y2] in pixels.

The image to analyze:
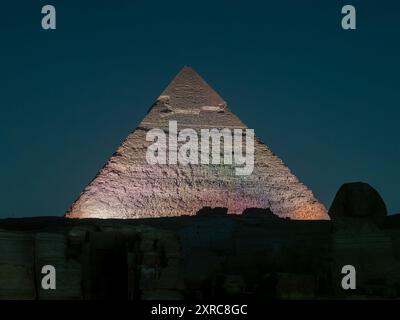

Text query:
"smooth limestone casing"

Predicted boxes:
[[66, 67, 328, 220]]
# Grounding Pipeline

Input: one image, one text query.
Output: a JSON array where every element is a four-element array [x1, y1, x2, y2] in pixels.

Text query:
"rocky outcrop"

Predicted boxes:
[[328, 183, 400, 298], [329, 182, 387, 224]]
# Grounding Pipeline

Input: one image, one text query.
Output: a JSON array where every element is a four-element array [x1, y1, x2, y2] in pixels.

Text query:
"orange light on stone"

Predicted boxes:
[[66, 67, 329, 220]]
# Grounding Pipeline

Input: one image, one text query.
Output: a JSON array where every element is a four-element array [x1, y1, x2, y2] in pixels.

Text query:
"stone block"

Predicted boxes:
[[0, 232, 35, 300], [68, 227, 88, 245], [275, 273, 316, 299], [35, 233, 82, 300], [160, 235, 181, 258], [142, 252, 160, 267], [222, 274, 245, 296], [140, 238, 156, 251], [157, 266, 185, 290]]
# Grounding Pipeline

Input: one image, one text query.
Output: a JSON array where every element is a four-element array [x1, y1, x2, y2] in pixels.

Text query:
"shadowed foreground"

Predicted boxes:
[[1, 207, 399, 300]]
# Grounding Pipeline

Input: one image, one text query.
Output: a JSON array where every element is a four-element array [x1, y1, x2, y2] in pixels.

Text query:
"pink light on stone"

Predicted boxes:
[[66, 67, 329, 220]]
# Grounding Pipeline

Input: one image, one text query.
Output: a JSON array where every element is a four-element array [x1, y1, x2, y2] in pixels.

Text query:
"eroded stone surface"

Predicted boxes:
[[66, 67, 328, 220], [329, 182, 387, 221], [0, 212, 399, 300]]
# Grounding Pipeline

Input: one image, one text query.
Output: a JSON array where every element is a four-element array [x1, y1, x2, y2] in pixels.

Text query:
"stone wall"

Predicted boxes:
[[0, 214, 399, 299]]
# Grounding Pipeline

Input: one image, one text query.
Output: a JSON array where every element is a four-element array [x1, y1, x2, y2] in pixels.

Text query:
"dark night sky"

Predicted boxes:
[[0, 0, 399, 217]]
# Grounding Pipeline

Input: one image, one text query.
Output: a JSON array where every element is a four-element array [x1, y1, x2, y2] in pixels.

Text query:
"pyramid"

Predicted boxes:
[[66, 67, 329, 220]]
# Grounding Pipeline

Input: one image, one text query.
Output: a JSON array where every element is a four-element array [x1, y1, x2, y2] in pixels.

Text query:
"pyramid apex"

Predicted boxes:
[[160, 66, 225, 109], [174, 65, 198, 77]]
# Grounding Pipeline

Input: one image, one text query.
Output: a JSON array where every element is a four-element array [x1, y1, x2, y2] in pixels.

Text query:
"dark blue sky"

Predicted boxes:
[[0, 0, 399, 217]]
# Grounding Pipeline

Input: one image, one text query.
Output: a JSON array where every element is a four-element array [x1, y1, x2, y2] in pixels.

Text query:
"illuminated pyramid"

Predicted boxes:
[[66, 67, 328, 220]]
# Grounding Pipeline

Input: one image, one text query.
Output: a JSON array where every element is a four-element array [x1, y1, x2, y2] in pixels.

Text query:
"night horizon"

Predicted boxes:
[[1, 0, 399, 218], [1, 0, 400, 305]]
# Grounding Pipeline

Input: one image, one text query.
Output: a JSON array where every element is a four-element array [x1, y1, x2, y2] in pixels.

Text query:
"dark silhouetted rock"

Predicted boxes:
[[196, 207, 228, 216], [329, 182, 387, 223], [242, 207, 276, 217]]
